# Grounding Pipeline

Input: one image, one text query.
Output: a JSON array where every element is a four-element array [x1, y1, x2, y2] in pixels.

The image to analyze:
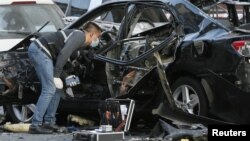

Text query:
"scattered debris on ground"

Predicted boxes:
[[2, 122, 30, 133], [149, 119, 207, 141], [67, 114, 95, 126]]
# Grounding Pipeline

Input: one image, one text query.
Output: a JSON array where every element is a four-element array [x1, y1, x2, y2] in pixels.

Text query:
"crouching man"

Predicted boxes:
[[28, 21, 101, 134]]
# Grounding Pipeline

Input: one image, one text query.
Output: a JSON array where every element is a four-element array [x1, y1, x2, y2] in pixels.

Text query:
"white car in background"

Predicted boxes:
[[0, 0, 66, 123], [0, 0, 66, 51]]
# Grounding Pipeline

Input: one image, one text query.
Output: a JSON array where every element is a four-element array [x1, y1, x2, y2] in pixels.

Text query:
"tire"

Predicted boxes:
[[171, 77, 208, 116], [4, 104, 36, 123]]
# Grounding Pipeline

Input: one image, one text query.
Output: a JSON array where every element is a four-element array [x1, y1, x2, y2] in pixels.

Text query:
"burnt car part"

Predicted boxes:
[[150, 119, 208, 141], [152, 102, 233, 126], [0, 52, 38, 97], [92, 0, 235, 126], [104, 34, 178, 97], [1, 78, 15, 95]]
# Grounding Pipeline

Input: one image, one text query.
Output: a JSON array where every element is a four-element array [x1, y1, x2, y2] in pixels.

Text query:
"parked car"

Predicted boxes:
[[1, 0, 250, 126], [0, 0, 66, 51]]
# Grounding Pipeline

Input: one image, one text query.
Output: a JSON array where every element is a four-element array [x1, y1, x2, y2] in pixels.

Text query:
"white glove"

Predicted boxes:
[[65, 75, 80, 87], [54, 77, 63, 89]]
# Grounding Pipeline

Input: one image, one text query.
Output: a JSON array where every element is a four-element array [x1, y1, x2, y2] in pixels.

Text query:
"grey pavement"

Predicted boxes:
[[0, 132, 151, 141], [0, 133, 73, 141]]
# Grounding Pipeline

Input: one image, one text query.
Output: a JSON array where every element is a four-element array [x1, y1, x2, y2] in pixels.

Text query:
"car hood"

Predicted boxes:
[[0, 39, 23, 52]]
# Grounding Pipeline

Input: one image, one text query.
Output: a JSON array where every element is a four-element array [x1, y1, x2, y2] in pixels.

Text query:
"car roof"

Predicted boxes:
[[0, 0, 54, 5]]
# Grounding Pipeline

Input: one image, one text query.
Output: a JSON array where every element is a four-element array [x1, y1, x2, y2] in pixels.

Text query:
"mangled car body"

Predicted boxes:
[[1, 0, 250, 126]]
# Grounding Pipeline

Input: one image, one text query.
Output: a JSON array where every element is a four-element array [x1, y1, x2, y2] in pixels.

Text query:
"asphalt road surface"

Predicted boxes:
[[0, 133, 73, 141], [0, 132, 149, 141]]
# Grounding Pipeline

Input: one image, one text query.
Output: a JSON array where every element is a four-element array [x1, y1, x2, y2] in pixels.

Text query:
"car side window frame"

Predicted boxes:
[[94, 2, 178, 65]]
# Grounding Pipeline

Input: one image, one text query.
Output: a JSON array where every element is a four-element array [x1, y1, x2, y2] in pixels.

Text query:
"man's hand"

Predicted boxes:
[[54, 77, 63, 89]]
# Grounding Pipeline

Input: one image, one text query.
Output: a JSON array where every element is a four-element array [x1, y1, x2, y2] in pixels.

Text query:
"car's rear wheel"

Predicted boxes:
[[171, 77, 208, 116], [5, 104, 36, 123]]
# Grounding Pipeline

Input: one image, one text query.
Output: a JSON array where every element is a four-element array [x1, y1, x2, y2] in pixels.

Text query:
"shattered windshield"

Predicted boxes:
[[0, 4, 65, 39]]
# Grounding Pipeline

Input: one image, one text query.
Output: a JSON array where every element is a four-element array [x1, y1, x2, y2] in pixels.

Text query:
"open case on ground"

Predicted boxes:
[[99, 99, 135, 132], [73, 99, 135, 141], [73, 131, 125, 141]]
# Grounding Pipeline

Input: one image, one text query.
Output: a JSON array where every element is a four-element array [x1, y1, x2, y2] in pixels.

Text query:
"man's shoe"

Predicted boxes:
[[43, 124, 63, 132], [29, 125, 53, 134]]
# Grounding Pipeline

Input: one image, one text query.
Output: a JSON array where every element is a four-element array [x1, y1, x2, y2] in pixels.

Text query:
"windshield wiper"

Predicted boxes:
[[37, 21, 50, 32]]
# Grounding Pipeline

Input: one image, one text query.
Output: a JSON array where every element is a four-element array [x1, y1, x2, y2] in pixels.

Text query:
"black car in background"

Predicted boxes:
[[1, 0, 250, 127]]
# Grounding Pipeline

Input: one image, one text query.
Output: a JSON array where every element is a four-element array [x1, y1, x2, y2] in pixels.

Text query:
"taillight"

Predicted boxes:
[[11, 1, 36, 5], [232, 40, 250, 56]]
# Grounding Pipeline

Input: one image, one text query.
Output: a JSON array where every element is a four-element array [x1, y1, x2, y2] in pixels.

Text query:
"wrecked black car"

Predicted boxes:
[[1, 0, 250, 127]]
